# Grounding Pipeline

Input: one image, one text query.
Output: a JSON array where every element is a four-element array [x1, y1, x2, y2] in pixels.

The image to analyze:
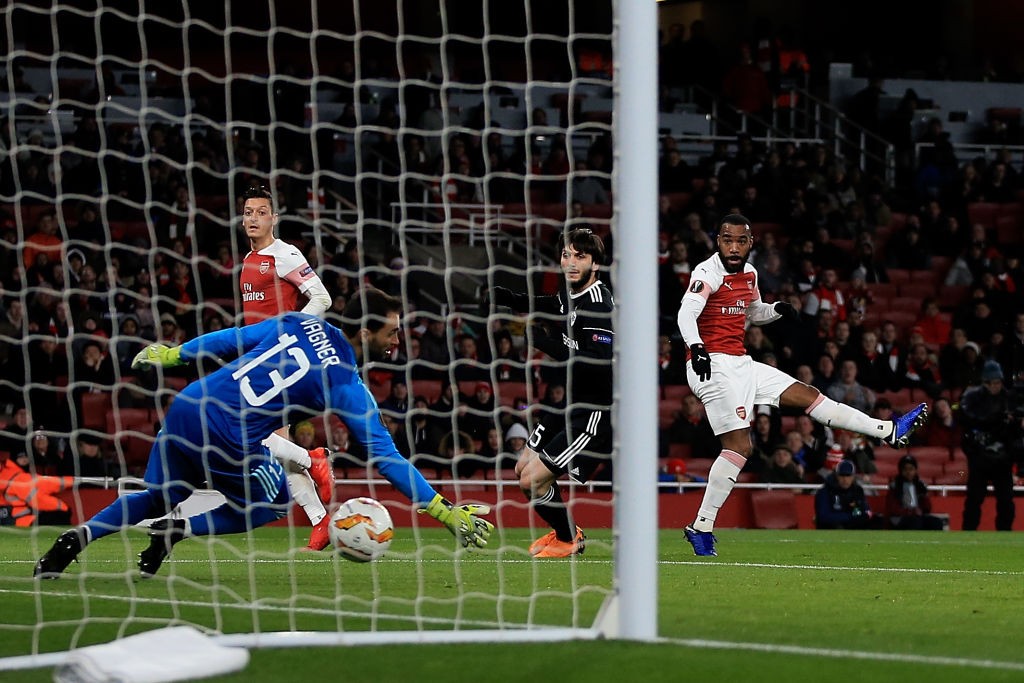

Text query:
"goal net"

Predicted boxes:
[[0, 0, 657, 668]]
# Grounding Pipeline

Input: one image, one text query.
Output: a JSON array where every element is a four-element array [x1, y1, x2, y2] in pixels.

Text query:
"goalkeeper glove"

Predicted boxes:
[[689, 343, 712, 382], [131, 344, 185, 370], [420, 493, 494, 548], [489, 286, 528, 311], [774, 301, 800, 321]]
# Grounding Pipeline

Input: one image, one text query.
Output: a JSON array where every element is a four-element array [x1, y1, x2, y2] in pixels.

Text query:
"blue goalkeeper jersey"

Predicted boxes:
[[167, 313, 437, 505]]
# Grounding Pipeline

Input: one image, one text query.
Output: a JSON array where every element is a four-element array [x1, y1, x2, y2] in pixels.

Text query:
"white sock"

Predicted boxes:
[[285, 468, 327, 525], [264, 432, 312, 468], [692, 449, 746, 532], [807, 395, 893, 440]]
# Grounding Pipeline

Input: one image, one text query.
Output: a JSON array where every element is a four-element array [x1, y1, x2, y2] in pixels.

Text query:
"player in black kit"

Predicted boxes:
[[491, 228, 614, 557]]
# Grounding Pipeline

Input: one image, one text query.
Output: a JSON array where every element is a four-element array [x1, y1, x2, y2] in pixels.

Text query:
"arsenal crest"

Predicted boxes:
[[735, 406, 747, 420], [259, 260, 270, 274]]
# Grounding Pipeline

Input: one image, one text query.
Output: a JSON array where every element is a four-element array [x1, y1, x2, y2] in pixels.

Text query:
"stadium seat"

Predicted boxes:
[[411, 379, 443, 403], [864, 282, 899, 301], [966, 202, 999, 229], [750, 490, 799, 529], [995, 214, 1021, 247], [658, 399, 678, 429], [667, 442, 692, 459], [106, 408, 153, 436], [897, 283, 939, 301], [685, 458, 715, 479], [914, 459, 945, 484], [661, 384, 691, 402], [80, 391, 113, 431], [876, 389, 916, 411], [907, 446, 951, 463], [493, 382, 529, 407], [889, 296, 923, 313], [886, 269, 911, 284], [119, 433, 156, 472]]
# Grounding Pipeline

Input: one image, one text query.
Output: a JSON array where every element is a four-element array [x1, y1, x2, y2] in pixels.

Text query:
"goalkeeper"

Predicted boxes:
[[34, 289, 493, 579]]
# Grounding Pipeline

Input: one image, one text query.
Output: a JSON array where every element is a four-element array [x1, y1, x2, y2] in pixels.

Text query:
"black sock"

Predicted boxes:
[[532, 484, 574, 541]]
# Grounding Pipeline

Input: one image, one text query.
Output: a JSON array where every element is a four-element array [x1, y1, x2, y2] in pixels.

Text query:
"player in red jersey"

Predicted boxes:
[[676, 214, 929, 556], [240, 185, 335, 550]]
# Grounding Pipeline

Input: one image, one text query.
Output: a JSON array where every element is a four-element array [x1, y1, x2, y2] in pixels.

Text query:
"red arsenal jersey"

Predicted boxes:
[[239, 239, 317, 324], [682, 255, 760, 356]]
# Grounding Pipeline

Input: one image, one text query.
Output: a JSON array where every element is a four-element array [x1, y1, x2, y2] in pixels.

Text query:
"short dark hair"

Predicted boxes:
[[340, 288, 403, 337], [243, 185, 275, 211], [558, 227, 605, 264], [718, 213, 752, 232]]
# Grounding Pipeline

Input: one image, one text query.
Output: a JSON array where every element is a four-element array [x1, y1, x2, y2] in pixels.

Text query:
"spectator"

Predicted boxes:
[[502, 422, 529, 470], [761, 443, 805, 484], [657, 334, 687, 386], [884, 454, 945, 530], [492, 329, 526, 383], [747, 410, 779, 474], [914, 299, 951, 350], [379, 379, 410, 419], [291, 421, 317, 451], [662, 393, 719, 459], [814, 460, 879, 529], [394, 395, 443, 462], [658, 457, 708, 488], [960, 361, 1018, 531], [903, 342, 944, 399], [721, 42, 773, 117], [914, 398, 961, 452], [826, 359, 876, 414]]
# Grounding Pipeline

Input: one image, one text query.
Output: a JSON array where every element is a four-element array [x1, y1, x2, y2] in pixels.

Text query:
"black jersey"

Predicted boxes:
[[530, 280, 614, 407]]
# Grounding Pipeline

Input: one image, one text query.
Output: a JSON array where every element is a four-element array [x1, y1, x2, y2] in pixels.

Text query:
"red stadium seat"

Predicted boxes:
[[898, 282, 939, 301], [750, 490, 799, 529], [80, 391, 113, 431], [967, 202, 999, 229]]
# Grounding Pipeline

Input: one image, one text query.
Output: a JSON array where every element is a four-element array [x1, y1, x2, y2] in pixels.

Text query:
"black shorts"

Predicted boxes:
[[529, 406, 612, 483]]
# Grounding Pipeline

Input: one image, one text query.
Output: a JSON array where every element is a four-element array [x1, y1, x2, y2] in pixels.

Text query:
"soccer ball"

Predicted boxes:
[[328, 497, 394, 562]]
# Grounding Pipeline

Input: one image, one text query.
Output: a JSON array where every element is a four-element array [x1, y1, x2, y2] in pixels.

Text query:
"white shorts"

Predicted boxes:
[[687, 353, 797, 435]]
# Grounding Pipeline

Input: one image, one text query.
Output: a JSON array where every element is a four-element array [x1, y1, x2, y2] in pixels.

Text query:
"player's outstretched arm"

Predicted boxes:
[[420, 493, 494, 548]]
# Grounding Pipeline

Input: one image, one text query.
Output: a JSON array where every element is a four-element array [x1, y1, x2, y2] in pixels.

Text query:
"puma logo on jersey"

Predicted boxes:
[[722, 280, 734, 290]]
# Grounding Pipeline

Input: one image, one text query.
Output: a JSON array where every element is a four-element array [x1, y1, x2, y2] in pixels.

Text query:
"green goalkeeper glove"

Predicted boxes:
[[131, 344, 185, 370], [420, 493, 494, 548]]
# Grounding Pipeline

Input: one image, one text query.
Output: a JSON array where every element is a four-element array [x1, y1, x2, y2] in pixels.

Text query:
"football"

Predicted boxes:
[[328, 497, 394, 562]]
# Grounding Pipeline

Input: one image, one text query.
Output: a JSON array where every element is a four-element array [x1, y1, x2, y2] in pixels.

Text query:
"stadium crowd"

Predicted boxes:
[[1, 27, 1023, 497]]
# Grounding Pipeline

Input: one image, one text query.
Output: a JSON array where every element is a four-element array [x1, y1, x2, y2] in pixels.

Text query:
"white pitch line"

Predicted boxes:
[[664, 560, 1024, 576], [663, 638, 1024, 672]]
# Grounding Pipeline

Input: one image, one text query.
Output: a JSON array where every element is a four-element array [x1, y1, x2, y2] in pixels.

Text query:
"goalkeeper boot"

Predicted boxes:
[[534, 527, 586, 558], [307, 447, 335, 506], [885, 403, 929, 448], [34, 528, 85, 579], [138, 519, 187, 578], [684, 525, 717, 557], [303, 515, 332, 552]]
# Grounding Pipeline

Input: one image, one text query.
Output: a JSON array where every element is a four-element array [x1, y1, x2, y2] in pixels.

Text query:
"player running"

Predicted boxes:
[[239, 185, 336, 551], [677, 214, 928, 556], [34, 290, 493, 578], [491, 228, 613, 557]]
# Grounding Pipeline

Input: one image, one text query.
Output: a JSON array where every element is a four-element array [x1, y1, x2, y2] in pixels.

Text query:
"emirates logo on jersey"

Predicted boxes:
[[259, 260, 271, 274], [735, 406, 747, 420]]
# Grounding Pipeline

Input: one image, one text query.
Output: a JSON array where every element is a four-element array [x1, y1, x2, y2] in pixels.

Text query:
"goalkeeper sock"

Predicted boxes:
[[263, 433, 312, 469], [807, 395, 893, 440], [692, 449, 745, 533], [532, 484, 574, 542], [286, 469, 327, 525]]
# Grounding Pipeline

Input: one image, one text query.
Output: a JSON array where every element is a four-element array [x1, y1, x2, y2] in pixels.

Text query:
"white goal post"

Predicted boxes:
[[0, 0, 658, 669]]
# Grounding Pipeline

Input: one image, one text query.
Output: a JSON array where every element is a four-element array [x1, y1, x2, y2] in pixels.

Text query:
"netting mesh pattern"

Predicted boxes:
[[0, 1, 618, 655]]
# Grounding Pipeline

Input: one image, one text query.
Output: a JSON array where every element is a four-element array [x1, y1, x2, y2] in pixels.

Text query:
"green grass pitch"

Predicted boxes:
[[2, 527, 1023, 682]]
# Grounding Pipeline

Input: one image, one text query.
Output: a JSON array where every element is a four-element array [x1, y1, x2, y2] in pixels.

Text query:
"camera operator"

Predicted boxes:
[[960, 361, 1022, 531]]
